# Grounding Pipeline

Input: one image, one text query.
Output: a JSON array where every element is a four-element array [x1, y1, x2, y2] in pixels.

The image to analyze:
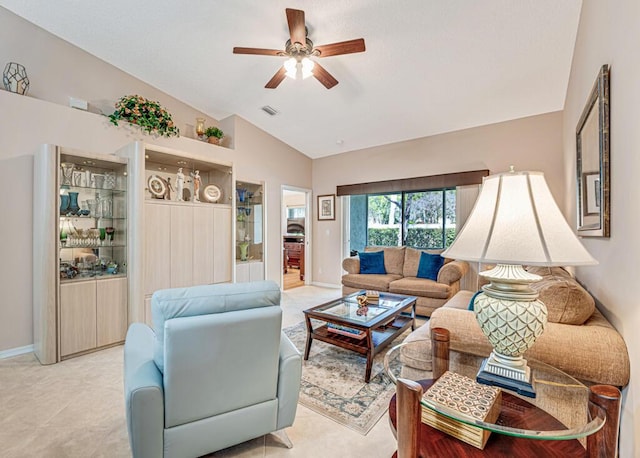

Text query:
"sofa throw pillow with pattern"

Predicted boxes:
[[416, 251, 444, 280], [359, 251, 386, 274]]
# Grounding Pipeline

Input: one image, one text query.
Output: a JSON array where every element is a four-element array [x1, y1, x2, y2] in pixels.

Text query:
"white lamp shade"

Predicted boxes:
[[442, 170, 597, 266]]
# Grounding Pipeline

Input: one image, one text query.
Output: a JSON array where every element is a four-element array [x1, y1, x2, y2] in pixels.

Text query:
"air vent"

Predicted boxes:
[[261, 105, 278, 116]]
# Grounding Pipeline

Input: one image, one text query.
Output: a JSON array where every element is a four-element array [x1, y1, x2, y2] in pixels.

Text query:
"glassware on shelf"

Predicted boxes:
[[86, 199, 101, 218], [105, 227, 115, 244], [239, 241, 250, 261], [99, 228, 106, 245], [237, 188, 247, 202], [92, 173, 105, 189], [68, 192, 80, 215], [60, 162, 75, 187], [60, 194, 70, 215], [104, 171, 116, 190], [101, 198, 113, 218]]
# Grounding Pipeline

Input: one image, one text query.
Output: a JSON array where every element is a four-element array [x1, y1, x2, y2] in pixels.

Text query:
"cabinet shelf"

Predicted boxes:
[[61, 273, 127, 284], [60, 185, 126, 194], [60, 243, 126, 249]]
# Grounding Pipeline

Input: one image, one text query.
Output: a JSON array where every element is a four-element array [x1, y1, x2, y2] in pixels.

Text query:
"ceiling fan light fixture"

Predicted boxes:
[[301, 57, 315, 79], [284, 57, 297, 79]]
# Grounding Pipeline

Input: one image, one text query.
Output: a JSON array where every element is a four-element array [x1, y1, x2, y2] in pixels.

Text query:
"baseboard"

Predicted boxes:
[[310, 282, 341, 289], [0, 344, 34, 360]]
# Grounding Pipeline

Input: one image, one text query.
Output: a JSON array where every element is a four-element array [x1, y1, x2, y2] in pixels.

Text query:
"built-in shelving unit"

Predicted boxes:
[[33, 145, 129, 364], [117, 142, 234, 326]]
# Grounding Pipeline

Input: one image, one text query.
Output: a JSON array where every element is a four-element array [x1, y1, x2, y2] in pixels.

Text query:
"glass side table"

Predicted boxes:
[[384, 328, 622, 457]]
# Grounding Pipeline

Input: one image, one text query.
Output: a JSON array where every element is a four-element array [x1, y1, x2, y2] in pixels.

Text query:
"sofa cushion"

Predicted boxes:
[[526, 267, 595, 325], [358, 250, 386, 274], [417, 251, 444, 280], [389, 277, 450, 299], [342, 273, 401, 292], [365, 246, 405, 276], [403, 247, 443, 278]]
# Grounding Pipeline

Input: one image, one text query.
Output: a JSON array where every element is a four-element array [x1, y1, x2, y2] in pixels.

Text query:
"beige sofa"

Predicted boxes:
[[341, 246, 469, 316], [401, 267, 630, 388]]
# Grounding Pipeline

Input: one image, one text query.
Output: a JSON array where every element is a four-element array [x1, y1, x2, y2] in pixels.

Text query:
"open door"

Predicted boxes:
[[281, 186, 311, 290]]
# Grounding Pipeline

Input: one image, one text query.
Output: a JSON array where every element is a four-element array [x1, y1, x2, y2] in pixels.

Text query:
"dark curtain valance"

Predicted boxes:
[[336, 169, 489, 196]]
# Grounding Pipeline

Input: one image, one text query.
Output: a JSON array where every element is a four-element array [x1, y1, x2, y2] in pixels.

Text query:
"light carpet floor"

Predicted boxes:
[[0, 286, 399, 458]]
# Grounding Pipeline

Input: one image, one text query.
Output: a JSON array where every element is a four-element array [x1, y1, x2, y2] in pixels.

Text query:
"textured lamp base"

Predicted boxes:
[[474, 264, 548, 399], [477, 352, 535, 398]]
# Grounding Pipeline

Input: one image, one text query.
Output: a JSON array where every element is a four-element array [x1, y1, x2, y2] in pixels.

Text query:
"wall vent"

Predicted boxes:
[[261, 105, 278, 116]]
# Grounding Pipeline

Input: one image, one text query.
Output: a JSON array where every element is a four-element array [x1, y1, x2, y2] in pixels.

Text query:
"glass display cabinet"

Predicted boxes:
[[33, 145, 129, 364], [235, 180, 264, 282]]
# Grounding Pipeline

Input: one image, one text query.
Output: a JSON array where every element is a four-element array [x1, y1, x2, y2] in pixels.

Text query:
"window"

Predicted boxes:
[[350, 189, 456, 252], [287, 207, 305, 218]]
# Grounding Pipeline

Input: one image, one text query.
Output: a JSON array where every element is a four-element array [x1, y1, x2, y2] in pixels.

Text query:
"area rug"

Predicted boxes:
[[283, 321, 405, 435]]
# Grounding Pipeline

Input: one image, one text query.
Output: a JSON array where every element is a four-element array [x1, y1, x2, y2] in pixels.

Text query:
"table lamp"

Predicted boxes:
[[441, 167, 596, 397]]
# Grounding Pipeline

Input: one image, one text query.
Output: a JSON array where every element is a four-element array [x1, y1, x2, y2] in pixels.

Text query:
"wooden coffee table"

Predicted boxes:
[[303, 291, 416, 383]]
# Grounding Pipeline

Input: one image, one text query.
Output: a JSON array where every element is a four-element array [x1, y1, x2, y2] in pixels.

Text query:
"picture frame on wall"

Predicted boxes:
[[576, 64, 610, 237], [317, 194, 335, 221]]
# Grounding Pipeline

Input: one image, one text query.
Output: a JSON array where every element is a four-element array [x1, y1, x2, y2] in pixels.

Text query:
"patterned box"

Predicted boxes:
[[421, 371, 502, 449]]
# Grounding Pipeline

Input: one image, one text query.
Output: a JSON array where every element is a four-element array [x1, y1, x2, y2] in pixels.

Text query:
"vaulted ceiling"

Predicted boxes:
[[0, 0, 582, 158]]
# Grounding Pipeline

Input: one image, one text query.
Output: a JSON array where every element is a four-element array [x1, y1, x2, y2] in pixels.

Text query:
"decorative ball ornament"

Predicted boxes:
[[3, 62, 29, 95]]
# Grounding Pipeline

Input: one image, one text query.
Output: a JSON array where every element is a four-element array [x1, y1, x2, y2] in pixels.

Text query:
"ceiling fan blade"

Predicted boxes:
[[312, 62, 339, 89], [265, 67, 287, 89], [233, 47, 283, 56], [314, 38, 366, 57], [286, 8, 306, 45]]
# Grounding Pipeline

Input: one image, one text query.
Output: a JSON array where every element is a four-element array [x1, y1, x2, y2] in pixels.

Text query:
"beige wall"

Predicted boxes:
[[562, 0, 639, 454], [311, 111, 565, 286], [0, 8, 311, 352], [0, 6, 218, 136]]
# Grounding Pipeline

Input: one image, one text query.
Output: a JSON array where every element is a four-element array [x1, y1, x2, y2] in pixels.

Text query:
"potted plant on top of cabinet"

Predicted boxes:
[[204, 126, 224, 145]]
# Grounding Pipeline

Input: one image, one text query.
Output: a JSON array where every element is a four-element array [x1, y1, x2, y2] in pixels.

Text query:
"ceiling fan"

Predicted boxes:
[[233, 8, 366, 89]]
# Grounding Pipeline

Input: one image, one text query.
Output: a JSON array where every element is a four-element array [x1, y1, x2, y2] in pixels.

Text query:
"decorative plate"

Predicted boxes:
[[203, 184, 222, 203], [147, 175, 167, 198]]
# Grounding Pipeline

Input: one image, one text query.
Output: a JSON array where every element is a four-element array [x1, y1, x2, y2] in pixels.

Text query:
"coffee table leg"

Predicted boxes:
[[304, 316, 312, 360], [364, 331, 374, 383], [411, 303, 416, 331]]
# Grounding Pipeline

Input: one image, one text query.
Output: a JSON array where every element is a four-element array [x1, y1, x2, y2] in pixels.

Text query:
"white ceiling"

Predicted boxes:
[[1, 0, 582, 159]]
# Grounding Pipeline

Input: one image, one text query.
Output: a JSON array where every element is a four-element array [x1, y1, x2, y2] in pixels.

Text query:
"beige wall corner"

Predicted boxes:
[[562, 1, 640, 455]]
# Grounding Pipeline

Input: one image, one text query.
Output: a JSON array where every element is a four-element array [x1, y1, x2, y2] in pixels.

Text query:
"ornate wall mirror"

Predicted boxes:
[[576, 64, 610, 237]]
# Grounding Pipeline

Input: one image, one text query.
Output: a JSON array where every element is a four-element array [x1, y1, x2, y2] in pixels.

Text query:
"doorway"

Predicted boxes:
[[281, 186, 311, 290]]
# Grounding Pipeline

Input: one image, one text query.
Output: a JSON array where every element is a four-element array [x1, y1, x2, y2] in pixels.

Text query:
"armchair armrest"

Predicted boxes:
[[124, 323, 165, 458], [342, 256, 360, 274], [276, 332, 302, 430], [437, 260, 469, 285]]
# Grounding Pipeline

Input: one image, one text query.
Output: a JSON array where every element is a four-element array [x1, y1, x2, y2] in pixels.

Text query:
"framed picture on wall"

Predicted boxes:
[[317, 194, 335, 221]]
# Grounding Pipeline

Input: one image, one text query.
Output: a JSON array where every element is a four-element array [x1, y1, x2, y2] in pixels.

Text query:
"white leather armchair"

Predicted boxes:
[[123, 281, 302, 458]]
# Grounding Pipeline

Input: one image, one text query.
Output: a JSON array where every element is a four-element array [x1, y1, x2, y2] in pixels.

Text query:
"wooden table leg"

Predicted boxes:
[[304, 316, 313, 360], [396, 378, 423, 458], [365, 330, 374, 383], [587, 384, 621, 458], [431, 327, 450, 381], [410, 303, 416, 331]]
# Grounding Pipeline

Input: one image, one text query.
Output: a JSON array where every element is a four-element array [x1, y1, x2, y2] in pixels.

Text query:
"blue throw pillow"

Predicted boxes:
[[359, 251, 386, 274], [416, 251, 445, 280], [468, 290, 483, 311]]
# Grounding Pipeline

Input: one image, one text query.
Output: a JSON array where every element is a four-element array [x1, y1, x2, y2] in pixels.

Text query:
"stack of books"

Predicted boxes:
[[421, 371, 502, 449], [327, 322, 366, 339], [365, 290, 380, 302]]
